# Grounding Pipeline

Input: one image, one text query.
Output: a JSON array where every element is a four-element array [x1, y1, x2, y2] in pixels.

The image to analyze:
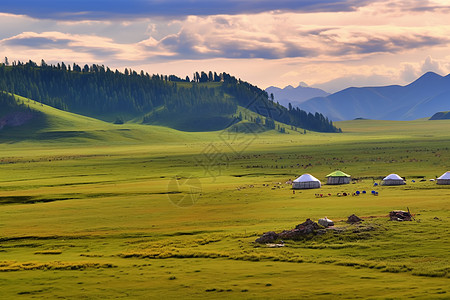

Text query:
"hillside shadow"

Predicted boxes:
[[0, 112, 48, 143]]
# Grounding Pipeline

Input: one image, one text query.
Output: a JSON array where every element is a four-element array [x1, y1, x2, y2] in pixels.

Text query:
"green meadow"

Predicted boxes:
[[0, 100, 449, 299]]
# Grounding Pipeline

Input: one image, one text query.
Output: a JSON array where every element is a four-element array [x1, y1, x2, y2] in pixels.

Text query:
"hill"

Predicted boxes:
[[0, 92, 44, 135], [265, 83, 329, 108], [429, 111, 450, 120], [0, 93, 209, 144], [0, 61, 340, 133], [298, 72, 450, 121]]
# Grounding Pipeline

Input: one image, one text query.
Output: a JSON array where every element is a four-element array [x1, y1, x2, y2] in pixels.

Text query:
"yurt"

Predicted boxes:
[[326, 170, 351, 185], [437, 171, 450, 185], [381, 174, 405, 186], [292, 174, 321, 189]]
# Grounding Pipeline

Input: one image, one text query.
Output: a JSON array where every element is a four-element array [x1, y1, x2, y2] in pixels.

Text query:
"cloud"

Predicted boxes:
[[368, 0, 450, 15], [1, 0, 450, 93], [3, 12, 450, 66], [4, 36, 71, 48], [399, 55, 449, 83], [0, 0, 374, 20], [337, 34, 449, 55], [312, 74, 395, 93], [421, 55, 446, 74], [0, 32, 143, 63], [400, 63, 419, 83], [314, 55, 450, 93], [142, 15, 450, 61]]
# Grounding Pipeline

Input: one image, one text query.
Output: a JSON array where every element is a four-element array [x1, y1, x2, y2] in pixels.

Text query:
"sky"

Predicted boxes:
[[1, 0, 450, 93]]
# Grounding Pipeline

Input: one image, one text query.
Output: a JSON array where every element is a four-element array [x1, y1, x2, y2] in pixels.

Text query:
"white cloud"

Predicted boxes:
[[421, 55, 446, 74], [400, 63, 420, 83]]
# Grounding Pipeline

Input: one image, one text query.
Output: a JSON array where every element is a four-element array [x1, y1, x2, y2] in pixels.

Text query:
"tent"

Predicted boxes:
[[292, 174, 321, 189], [437, 171, 450, 185], [381, 174, 405, 186], [326, 170, 351, 185]]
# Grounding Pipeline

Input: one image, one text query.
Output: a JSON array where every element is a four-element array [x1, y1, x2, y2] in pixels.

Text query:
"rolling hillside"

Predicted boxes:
[[0, 62, 340, 133], [0, 93, 317, 144], [298, 72, 450, 121], [0, 93, 211, 144]]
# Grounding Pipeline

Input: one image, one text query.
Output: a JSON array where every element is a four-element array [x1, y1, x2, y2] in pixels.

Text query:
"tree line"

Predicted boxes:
[[0, 91, 42, 121]]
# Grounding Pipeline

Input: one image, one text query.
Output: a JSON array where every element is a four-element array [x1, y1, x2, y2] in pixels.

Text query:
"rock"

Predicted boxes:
[[278, 229, 304, 240], [255, 219, 331, 242], [255, 231, 278, 244], [389, 210, 412, 221], [318, 217, 334, 228], [295, 218, 321, 234], [347, 214, 363, 224]]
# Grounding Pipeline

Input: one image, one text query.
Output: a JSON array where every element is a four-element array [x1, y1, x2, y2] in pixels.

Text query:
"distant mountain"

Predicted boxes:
[[430, 111, 450, 120], [298, 72, 450, 121], [265, 83, 329, 108]]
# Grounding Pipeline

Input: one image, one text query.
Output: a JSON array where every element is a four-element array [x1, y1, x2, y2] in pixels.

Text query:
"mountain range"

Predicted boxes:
[[268, 72, 450, 121], [265, 83, 329, 108]]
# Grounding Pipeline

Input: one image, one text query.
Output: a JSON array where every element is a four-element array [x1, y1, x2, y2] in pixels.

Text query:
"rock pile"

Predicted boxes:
[[255, 231, 278, 244], [255, 219, 323, 243], [347, 214, 363, 224], [389, 210, 412, 221]]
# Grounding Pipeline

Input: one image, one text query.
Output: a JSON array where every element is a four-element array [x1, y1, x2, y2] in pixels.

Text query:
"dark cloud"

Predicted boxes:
[[0, 0, 373, 20], [332, 35, 450, 56], [155, 29, 312, 60], [411, 5, 450, 13], [1, 34, 120, 59], [386, 0, 450, 13]]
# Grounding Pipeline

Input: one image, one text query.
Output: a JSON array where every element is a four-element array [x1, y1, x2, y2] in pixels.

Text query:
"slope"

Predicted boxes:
[[0, 93, 210, 144], [430, 111, 450, 120]]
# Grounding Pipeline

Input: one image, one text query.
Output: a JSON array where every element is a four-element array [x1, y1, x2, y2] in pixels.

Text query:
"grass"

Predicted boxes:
[[0, 99, 449, 298]]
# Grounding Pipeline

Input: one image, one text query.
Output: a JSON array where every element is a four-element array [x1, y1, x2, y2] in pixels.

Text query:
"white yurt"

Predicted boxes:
[[381, 174, 405, 186], [437, 171, 450, 185], [292, 174, 321, 189]]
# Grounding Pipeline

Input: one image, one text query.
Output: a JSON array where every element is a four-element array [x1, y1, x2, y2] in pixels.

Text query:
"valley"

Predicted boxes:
[[0, 99, 449, 298]]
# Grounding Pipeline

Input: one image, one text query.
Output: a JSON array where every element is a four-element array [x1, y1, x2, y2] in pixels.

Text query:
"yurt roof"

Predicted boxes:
[[294, 173, 320, 182], [326, 170, 351, 177], [437, 171, 450, 180], [383, 174, 403, 180]]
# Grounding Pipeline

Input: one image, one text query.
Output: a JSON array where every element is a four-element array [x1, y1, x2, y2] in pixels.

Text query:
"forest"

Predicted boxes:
[[0, 59, 340, 132]]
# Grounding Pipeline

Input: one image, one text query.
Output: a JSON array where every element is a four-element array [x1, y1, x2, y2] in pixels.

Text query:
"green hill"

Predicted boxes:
[[0, 93, 213, 144], [0, 61, 340, 133]]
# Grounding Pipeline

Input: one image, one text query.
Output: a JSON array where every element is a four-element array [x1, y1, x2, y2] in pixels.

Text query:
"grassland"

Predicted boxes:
[[0, 100, 449, 299]]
